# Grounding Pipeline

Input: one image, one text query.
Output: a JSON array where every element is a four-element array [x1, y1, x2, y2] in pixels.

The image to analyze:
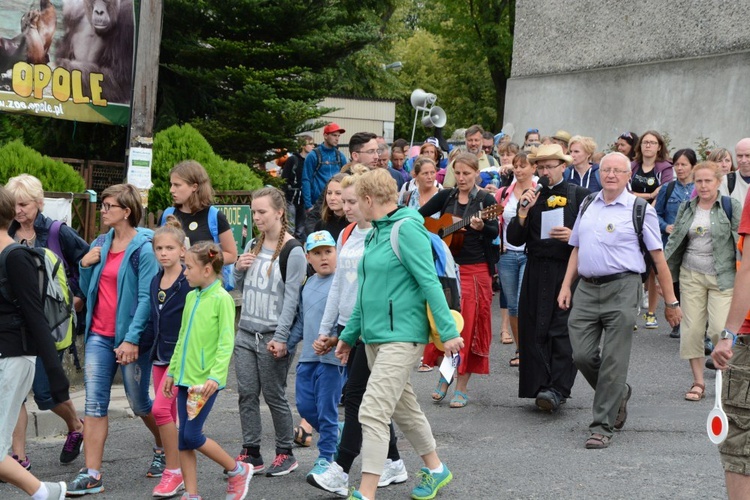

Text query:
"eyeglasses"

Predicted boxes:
[[101, 202, 123, 212], [527, 128, 539, 134], [482, 145, 494, 152], [536, 162, 565, 172], [600, 169, 630, 176], [641, 141, 659, 147], [359, 149, 378, 156]]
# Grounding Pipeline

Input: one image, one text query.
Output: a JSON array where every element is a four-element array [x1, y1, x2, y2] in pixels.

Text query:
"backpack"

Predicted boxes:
[[389, 218, 461, 312], [247, 238, 303, 283], [579, 194, 654, 283], [161, 206, 235, 291], [340, 222, 356, 247], [0, 244, 75, 350], [313, 146, 345, 177], [727, 172, 737, 195]]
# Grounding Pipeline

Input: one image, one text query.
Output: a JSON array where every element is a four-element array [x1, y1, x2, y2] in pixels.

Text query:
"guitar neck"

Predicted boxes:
[[441, 211, 480, 238]]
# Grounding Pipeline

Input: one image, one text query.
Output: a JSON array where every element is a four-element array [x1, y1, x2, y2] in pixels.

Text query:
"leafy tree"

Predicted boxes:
[[0, 140, 86, 192], [158, 0, 396, 165], [149, 124, 263, 211]]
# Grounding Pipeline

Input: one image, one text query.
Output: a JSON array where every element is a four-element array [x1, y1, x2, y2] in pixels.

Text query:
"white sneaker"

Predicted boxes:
[[641, 291, 648, 309], [307, 460, 348, 497], [378, 459, 408, 487], [43, 481, 66, 500]]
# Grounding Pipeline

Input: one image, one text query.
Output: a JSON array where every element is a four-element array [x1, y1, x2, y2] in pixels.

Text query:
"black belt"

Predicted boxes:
[[580, 272, 637, 285]]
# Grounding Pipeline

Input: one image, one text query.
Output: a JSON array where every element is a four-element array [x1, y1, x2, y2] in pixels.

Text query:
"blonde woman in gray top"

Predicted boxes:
[[665, 162, 741, 401]]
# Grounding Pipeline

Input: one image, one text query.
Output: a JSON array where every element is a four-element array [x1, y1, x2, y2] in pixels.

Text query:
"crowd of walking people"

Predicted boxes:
[[2, 123, 750, 499]]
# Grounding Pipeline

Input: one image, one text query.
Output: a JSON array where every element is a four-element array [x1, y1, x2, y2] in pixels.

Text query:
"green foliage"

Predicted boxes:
[[695, 136, 720, 162], [158, 0, 396, 164], [150, 124, 263, 211], [0, 141, 86, 192]]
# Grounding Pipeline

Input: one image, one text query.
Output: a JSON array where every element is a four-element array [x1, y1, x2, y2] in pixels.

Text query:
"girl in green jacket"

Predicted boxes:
[[163, 242, 250, 500]]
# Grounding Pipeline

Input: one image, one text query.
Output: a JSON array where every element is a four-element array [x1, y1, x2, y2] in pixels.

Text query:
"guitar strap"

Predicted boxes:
[[448, 186, 482, 217]]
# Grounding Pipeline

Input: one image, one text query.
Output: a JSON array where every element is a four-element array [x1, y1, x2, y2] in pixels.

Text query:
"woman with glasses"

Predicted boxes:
[[616, 132, 639, 161], [66, 184, 161, 495], [630, 130, 673, 330], [665, 162, 740, 401]]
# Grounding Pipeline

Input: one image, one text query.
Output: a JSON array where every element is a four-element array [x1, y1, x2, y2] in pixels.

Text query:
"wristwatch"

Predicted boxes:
[[665, 301, 680, 309], [721, 329, 737, 343]]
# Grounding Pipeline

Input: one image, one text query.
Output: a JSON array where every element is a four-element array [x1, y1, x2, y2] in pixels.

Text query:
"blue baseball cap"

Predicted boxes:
[[305, 230, 336, 252]]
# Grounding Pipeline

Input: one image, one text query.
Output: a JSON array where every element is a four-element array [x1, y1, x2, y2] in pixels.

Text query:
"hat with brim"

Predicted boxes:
[[426, 306, 464, 351], [552, 130, 572, 144], [528, 144, 572, 165]]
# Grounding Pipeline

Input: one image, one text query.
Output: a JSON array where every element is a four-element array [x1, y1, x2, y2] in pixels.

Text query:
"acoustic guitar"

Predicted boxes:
[[423, 204, 502, 256]]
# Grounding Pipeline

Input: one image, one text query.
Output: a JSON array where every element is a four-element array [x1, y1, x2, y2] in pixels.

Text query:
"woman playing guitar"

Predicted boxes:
[[418, 152, 499, 408]]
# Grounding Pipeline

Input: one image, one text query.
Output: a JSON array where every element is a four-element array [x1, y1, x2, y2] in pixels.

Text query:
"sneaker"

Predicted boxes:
[[12, 454, 30, 471], [644, 313, 658, 329], [378, 459, 408, 487], [235, 448, 265, 474], [147, 449, 166, 478], [307, 458, 330, 478], [266, 453, 298, 477], [705, 337, 715, 355], [153, 469, 184, 497], [43, 481, 66, 500], [307, 459, 348, 497], [66, 468, 103, 496], [535, 389, 561, 412], [180, 494, 202, 499], [411, 465, 453, 500], [60, 425, 84, 464], [670, 325, 681, 339], [347, 490, 369, 500], [641, 291, 648, 309], [226, 462, 252, 500]]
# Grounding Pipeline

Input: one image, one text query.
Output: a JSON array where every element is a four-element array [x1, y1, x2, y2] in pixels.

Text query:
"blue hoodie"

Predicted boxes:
[[140, 265, 192, 362], [79, 228, 158, 347]]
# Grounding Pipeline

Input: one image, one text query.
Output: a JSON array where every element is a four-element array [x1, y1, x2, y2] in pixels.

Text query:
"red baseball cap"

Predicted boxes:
[[323, 123, 345, 135]]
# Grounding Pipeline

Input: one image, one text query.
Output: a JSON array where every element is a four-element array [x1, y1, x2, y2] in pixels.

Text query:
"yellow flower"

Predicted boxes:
[[547, 196, 567, 208]]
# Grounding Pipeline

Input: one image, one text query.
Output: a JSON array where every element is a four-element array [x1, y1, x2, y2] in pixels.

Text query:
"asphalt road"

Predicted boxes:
[[1, 302, 726, 499]]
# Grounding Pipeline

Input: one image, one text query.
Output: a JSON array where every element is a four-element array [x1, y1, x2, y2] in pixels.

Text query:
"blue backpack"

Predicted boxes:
[[389, 218, 461, 311], [161, 206, 236, 291]]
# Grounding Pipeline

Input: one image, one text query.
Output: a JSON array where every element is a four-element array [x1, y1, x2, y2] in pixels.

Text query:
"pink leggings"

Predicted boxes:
[[152, 364, 177, 426]]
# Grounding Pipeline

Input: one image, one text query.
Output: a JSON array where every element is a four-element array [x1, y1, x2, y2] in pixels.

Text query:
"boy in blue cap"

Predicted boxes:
[[287, 231, 346, 484]]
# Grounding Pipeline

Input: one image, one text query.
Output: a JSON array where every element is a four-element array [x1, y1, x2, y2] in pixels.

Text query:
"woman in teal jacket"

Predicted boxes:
[[67, 184, 162, 496], [336, 169, 464, 500]]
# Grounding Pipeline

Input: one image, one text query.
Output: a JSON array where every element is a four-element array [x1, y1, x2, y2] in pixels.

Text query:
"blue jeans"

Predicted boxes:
[[84, 333, 153, 418], [31, 351, 66, 410], [295, 362, 346, 462], [499, 250, 527, 317], [176, 386, 218, 450]]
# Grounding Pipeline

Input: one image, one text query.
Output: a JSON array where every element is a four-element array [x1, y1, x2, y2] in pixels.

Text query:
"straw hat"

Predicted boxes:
[[527, 144, 572, 165], [552, 130, 572, 145], [426, 306, 464, 351]]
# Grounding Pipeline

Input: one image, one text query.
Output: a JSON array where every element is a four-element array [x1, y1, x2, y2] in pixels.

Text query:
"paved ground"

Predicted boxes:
[[2, 302, 727, 499]]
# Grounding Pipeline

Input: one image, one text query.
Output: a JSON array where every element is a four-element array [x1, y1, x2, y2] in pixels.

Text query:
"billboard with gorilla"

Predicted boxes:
[[0, 0, 134, 126]]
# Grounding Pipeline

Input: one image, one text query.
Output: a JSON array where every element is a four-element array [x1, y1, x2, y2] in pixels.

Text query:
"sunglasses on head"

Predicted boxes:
[[619, 132, 632, 140], [527, 128, 539, 134]]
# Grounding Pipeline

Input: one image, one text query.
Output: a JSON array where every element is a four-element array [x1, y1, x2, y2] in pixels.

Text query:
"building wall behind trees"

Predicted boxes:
[[504, 0, 750, 153]]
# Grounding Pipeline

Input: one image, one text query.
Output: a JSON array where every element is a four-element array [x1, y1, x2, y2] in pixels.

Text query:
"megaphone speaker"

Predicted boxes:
[[422, 106, 447, 128], [411, 89, 437, 110]]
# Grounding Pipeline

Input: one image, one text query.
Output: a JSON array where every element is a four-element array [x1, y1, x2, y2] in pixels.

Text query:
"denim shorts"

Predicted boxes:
[[499, 250, 527, 317], [84, 333, 153, 418]]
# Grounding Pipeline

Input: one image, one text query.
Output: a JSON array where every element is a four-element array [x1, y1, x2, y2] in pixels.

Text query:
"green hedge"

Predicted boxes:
[[150, 124, 264, 211], [0, 140, 86, 192]]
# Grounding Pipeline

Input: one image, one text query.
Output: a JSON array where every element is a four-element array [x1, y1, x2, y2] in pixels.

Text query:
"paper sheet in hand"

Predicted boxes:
[[541, 208, 564, 239], [439, 354, 457, 381]]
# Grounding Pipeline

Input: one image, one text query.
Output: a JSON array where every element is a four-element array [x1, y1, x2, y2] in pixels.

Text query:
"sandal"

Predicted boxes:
[[293, 425, 312, 447], [685, 382, 706, 402], [417, 363, 434, 373], [501, 330, 513, 344], [509, 350, 520, 368], [585, 433, 611, 449], [449, 390, 469, 408], [432, 376, 453, 402]]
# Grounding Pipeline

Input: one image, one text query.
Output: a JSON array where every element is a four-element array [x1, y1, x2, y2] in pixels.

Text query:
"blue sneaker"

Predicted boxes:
[[411, 465, 453, 500], [308, 458, 330, 478], [347, 489, 369, 500], [66, 468, 104, 496]]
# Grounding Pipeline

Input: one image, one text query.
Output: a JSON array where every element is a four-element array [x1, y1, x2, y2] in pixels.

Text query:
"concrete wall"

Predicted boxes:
[[505, 1, 750, 153]]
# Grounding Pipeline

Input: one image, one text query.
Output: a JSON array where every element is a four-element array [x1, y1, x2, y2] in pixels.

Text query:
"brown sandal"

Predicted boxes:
[[500, 330, 513, 344], [685, 382, 706, 401], [585, 433, 611, 449]]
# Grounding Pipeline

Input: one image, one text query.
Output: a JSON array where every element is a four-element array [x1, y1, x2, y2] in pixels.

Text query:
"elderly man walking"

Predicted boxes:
[[558, 152, 681, 449]]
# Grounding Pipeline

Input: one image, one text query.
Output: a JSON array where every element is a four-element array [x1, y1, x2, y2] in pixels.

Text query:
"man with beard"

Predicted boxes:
[[506, 144, 589, 412]]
